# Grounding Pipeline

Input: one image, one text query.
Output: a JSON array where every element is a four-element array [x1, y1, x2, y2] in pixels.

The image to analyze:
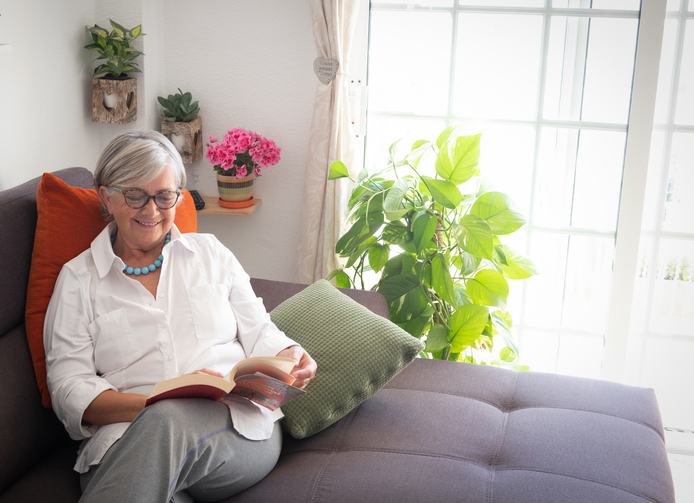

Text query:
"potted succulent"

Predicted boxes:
[[328, 125, 536, 369], [158, 89, 202, 164], [84, 20, 144, 124], [206, 128, 281, 209]]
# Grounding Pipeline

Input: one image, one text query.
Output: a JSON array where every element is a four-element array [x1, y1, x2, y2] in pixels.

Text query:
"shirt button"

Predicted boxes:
[[167, 354, 173, 361], [159, 292, 165, 298], [160, 323, 167, 329]]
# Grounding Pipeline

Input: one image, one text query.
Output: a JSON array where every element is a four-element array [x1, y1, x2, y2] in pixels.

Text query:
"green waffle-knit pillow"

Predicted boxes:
[[272, 280, 424, 439]]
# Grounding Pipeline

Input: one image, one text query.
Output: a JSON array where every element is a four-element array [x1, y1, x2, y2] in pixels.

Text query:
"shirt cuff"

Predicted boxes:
[[58, 377, 117, 440]]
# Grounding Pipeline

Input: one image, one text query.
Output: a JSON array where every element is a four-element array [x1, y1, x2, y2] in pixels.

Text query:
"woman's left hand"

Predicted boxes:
[[276, 346, 317, 390]]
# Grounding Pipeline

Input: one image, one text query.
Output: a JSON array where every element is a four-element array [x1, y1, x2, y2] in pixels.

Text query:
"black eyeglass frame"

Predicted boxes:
[[108, 186, 181, 210]]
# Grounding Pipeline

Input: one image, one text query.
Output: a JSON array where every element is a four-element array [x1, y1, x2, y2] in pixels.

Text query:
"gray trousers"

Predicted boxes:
[[79, 398, 282, 503]]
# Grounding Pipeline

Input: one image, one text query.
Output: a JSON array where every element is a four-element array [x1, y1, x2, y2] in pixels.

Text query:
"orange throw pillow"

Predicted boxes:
[[26, 172, 197, 408]]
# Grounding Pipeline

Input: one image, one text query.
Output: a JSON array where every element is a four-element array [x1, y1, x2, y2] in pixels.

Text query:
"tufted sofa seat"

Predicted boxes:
[[233, 357, 674, 503]]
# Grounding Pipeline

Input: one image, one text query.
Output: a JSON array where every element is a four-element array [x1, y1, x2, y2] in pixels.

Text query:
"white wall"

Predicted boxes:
[[162, 1, 315, 281], [0, 0, 101, 189], [0, 0, 316, 282]]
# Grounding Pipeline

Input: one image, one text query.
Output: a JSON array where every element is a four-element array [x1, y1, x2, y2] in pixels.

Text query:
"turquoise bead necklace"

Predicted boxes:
[[110, 230, 171, 276]]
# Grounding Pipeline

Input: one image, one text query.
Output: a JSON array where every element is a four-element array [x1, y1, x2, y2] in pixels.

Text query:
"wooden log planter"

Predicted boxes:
[[91, 77, 137, 124], [161, 117, 203, 164]]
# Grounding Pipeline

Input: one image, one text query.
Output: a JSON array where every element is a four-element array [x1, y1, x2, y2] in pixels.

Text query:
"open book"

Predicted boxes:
[[145, 356, 305, 411]]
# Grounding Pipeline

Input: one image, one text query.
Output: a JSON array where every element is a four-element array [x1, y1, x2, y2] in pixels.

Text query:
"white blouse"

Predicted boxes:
[[43, 222, 297, 473]]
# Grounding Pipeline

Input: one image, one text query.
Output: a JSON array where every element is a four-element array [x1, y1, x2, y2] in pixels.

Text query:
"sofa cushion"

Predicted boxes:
[[25, 173, 198, 408], [230, 358, 675, 503], [270, 279, 424, 439]]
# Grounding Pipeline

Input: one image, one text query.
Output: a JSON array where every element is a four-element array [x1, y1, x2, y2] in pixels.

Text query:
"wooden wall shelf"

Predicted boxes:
[[198, 196, 262, 216]]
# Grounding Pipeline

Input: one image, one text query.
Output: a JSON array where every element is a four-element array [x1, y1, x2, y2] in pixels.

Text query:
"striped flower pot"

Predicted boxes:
[[217, 173, 255, 209]]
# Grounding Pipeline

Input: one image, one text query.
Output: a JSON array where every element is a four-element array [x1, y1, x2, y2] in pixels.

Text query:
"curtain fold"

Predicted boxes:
[[293, 0, 360, 285]]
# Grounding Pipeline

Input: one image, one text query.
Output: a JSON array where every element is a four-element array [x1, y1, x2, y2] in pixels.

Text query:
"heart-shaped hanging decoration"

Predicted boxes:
[[313, 57, 339, 85]]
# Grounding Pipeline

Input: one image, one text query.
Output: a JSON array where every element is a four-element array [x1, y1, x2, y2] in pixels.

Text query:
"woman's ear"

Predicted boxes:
[[98, 186, 113, 215]]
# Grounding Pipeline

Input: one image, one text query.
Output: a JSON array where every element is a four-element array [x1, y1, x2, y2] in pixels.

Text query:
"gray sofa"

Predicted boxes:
[[0, 168, 676, 503]]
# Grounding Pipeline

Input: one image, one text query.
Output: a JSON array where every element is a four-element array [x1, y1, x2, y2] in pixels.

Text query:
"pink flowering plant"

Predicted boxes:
[[206, 128, 281, 179]]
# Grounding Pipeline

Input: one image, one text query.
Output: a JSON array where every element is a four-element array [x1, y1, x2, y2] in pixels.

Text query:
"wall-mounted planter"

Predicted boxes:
[[161, 117, 203, 164], [92, 77, 137, 124]]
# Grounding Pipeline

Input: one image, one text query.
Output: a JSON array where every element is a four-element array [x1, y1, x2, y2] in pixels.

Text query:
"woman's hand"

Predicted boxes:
[[276, 346, 317, 390], [190, 368, 224, 378]]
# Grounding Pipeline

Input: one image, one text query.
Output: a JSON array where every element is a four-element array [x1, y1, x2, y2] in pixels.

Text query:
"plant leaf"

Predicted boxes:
[[382, 253, 417, 280], [448, 304, 489, 353], [458, 214, 493, 260], [329, 161, 350, 180], [334, 212, 384, 256], [420, 176, 462, 209], [435, 133, 481, 185], [470, 192, 526, 235], [381, 222, 413, 248], [397, 308, 433, 339], [412, 212, 438, 253], [431, 254, 456, 306], [499, 245, 538, 279], [467, 269, 509, 310], [383, 178, 409, 212], [368, 243, 390, 273], [386, 282, 428, 323], [425, 324, 449, 351]]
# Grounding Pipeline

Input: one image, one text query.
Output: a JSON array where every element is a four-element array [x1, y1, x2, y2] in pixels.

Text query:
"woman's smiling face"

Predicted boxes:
[[100, 166, 178, 252]]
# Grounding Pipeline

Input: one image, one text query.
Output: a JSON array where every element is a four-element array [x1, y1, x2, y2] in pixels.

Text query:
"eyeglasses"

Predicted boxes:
[[109, 187, 181, 210]]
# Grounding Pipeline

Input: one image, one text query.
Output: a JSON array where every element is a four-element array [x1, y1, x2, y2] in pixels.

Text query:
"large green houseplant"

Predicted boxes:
[[328, 126, 536, 368]]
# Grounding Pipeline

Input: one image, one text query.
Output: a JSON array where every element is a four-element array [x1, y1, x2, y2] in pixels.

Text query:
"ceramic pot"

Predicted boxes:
[[216, 173, 255, 208]]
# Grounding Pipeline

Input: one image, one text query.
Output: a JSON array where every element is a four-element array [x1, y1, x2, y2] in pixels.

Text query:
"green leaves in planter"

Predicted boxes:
[[157, 89, 200, 122], [327, 125, 537, 366], [85, 20, 145, 78]]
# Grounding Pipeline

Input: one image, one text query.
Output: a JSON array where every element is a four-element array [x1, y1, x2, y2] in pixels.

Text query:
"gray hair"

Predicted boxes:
[[94, 131, 187, 204]]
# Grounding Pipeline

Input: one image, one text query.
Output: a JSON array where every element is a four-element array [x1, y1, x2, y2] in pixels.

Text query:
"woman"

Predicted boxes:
[[43, 131, 316, 502]]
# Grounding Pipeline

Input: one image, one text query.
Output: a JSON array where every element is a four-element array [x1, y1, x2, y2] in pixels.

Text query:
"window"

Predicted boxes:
[[354, 0, 693, 429]]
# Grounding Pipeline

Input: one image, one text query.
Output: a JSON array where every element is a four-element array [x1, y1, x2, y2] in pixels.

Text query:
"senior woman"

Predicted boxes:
[[43, 131, 316, 503]]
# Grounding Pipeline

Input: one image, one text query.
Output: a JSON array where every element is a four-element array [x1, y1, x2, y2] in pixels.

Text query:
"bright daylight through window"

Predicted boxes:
[[357, 0, 694, 431]]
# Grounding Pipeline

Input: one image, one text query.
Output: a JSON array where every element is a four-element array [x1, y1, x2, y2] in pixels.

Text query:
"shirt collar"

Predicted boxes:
[[91, 222, 193, 279]]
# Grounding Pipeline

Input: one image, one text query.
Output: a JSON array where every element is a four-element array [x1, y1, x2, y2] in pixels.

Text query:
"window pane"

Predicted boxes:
[[453, 13, 543, 120], [662, 132, 694, 233], [582, 18, 637, 123], [641, 131, 666, 232], [544, 17, 588, 121], [650, 238, 694, 336], [674, 20, 694, 125], [372, 1, 454, 6], [653, 19, 678, 124], [368, 11, 452, 115], [524, 232, 568, 328], [588, 0, 639, 9], [520, 330, 559, 373], [571, 129, 626, 230], [458, 0, 543, 6], [523, 232, 614, 333], [553, 0, 640, 9], [545, 17, 636, 123], [475, 123, 535, 216], [667, 0, 681, 11], [556, 333, 603, 379], [561, 234, 615, 331], [631, 236, 654, 332], [534, 128, 625, 231]]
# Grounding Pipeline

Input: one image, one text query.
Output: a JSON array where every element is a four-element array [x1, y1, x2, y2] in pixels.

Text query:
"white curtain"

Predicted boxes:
[[293, 0, 360, 284]]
